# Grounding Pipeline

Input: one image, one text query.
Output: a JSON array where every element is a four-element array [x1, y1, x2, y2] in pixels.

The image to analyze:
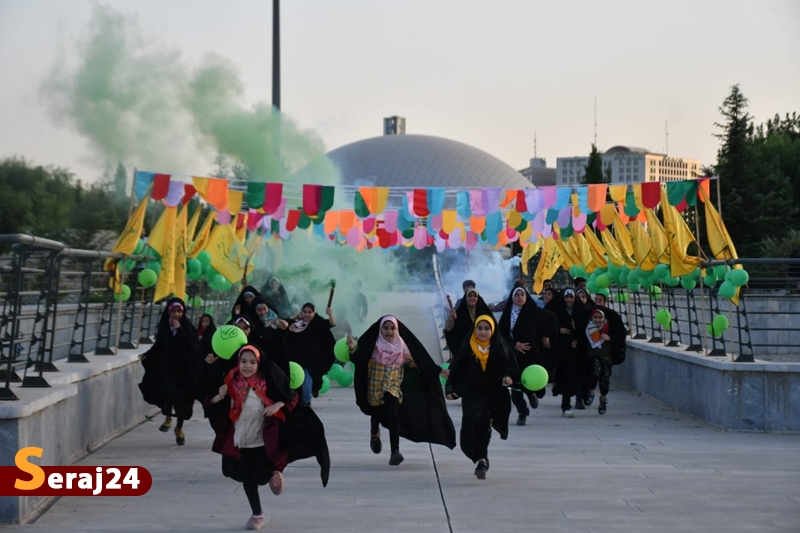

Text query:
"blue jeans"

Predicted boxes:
[[300, 369, 313, 403]]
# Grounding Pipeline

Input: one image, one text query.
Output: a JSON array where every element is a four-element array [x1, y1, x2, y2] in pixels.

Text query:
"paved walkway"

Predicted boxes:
[[7, 294, 800, 532]]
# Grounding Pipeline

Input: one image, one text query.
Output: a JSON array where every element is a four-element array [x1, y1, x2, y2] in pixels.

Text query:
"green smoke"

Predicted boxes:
[[43, 5, 339, 184]]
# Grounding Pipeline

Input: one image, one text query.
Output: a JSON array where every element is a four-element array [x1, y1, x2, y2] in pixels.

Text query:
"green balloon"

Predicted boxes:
[[653, 264, 670, 281], [123, 258, 137, 272], [586, 280, 598, 294], [718, 281, 737, 299], [521, 364, 548, 392], [289, 361, 305, 389], [187, 258, 202, 275], [712, 314, 729, 333], [707, 324, 718, 337], [596, 274, 611, 289], [689, 268, 702, 281], [649, 285, 662, 299], [618, 292, 629, 303], [327, 363, 344, 380], [628, 282, 641, 292], [187, 267, 203, 281], [664, 277, 680, 287], [336, 369, 353, 387], [134, 238, 145, 255], [597, 288, 611, 298], [730, 269, 749, 287], [333, 338, 351, 362], [211, 325, 248, 360], [703, 274, 718, 287], [187, 296, 204, 307], [114, 284, 131, 302], [197, 250, 211, 268], [713, 265, 729, 279], [319, 375, 331, 395], [146, 261, 161, 275], [681, 278, 697, 291], [655, 308, 672, 327], [138, 268, 158, 288]]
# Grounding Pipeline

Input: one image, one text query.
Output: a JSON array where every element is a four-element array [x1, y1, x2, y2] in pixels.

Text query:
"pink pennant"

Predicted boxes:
[[216, 209, 231, 225], [469, 190, 484, 216], [363, 216, 376, 234], [247, 209, 263, 232], [383, 210, 398, 233], [278, 216, 290, 239], [505, 227, 517, 242], [525, 189, 542, 214], [346, 226, 361, 248], [557, 207, 572, 229], [532, 212, 544, 235], [465, 232, 478, 250], [573, 212, 587, 233], [272, 197, 287, 220], [435, 234, 447, 253], [542, 224, 553, 239], [541, 187, 558, 210], [413, 227, 427, 250], [482, 188, 501, 215], [449, 228, 463, 249], [261, 216, 272, 232], [430, 214, 443, 231]]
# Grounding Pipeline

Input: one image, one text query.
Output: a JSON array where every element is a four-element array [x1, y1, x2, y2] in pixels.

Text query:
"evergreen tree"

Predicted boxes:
[[581, 144, 609, 184], [113, 161, 128, 200]]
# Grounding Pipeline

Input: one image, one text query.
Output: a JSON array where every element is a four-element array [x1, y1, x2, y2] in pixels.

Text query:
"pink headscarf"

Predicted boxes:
[[372, 316, 412, 369]]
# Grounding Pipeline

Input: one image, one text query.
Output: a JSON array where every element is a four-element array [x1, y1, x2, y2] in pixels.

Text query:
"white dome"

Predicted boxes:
[[325, 135, 532, 190]]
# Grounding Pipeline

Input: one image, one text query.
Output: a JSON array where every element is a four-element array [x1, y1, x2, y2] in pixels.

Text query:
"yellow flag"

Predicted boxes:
[[110, 193, 149, 255], [584, 228, 609, 269], [153, 206, 178, 302], [613, 210, 635, 260], [185, 205, 202, 252], [628, 221, 657, 271], [520, 238, 543, 275], [533, 237, 563, 293], [554, 237, 578, 270], [573, 233, 594, 272], [644, 208, 670, 265], [660, 189, 701, 277], [147, 205, 171, 258], [168, 205, 188, 301], [601, 228, 630, 268], [700, 187, 738, 260], [188, 211, 214, 258], [205, 223, 250, 283]]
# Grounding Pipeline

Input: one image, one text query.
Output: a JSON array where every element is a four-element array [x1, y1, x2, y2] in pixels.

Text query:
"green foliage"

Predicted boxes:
[[581, 144, 609, 185], [710, 85, 800, 257], [0, 157, 129, 250]]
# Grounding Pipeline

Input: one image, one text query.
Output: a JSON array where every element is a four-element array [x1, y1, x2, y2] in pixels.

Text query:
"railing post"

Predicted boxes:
[[68, 258, 94, 363]]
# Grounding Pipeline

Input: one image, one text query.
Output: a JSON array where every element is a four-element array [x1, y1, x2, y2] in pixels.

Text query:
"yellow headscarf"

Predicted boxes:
[[469, 314, 495, 371]]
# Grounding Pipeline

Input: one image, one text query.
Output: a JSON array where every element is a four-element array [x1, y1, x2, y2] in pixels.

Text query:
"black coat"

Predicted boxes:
[[497, 290, 560, 379], [139, 297, 198, 419], [352, 317, 456, 449], [283, 314, 336, 395], [446, 334, 515, 457]]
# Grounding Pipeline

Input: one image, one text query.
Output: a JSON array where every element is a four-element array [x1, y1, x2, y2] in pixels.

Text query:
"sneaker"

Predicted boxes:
[[174, 428, 185, 446], [586, 394, 595, 406], [474, 459, 488, 480], [301, 401, 311, 408], [389, 451, 404, 466], [370, 434, 382, 454], [562, 409, 575, 418], [268, 471, 284, 495], [598, 399, 607, 415], [574, 400, 586, 410], [245, 514, 265, 530], [529, 393, 539, 409], [159, 418, 172, 432], [516, 415, 527, 426]]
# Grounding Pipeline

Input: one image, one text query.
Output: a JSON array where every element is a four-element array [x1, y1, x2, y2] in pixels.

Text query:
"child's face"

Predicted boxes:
[[475, 320, 492, 342], [244, 294, 255, 305], [169, 307, 183, 321], [236, 321, 250, 337], [564, 294, 575, 307], [200, 316, 210, 328], [578, 293, 587, 304], [512, 290, 527, 306], [592, 313, 605, 326], [301, 307, 315, 322], [380, 320, 397, 342], [256, 304, 269, 318], [595, 294, 607, 306], [238, 350, 259, 378]]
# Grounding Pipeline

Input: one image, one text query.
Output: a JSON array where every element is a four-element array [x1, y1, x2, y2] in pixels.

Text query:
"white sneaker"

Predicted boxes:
[[562, 409, 575, 418]]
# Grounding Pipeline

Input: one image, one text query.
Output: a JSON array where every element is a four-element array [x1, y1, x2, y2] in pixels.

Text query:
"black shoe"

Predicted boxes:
[[474, 459, 488, 480], [598, 399, 607, 415], [301, 401, 311, 408], [552, 385, 561, 397], [370, 434, 382, 454], [529, 393, 539, 409], [389, 451, 404, 466], [312, 390, 319, 398], [586, 394, 595, 406], [535, 388, 546, 399], [574, 399, 586, 410], [516, 415, 527, 426]]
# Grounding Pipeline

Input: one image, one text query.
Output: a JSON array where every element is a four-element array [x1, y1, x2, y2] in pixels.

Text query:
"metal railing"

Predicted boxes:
[[0, 234, 239, 401]]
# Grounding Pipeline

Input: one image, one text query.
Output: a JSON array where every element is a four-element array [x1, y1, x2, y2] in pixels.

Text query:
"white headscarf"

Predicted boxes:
[[372, 316, 412, 369]]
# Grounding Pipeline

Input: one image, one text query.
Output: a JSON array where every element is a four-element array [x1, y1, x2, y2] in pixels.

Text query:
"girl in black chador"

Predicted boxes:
[[446, 315, 514, 479], [205, 344, 330, 531], [349, 315, 455, 466], [444, 287, 493, 361], [283, 303, 336, 408], [139, 297, 198, 445], [261, 276, 293, 319], [498, 287, 559, 425]]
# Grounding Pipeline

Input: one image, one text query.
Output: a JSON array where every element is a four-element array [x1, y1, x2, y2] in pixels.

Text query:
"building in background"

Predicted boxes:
[[383, 116, 406, 136], [519, 157, 557, 187], [556, 145, 702, 185]]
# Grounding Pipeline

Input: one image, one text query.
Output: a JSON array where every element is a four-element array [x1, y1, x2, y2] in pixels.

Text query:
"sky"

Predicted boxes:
[[1, 0, 799, 183]]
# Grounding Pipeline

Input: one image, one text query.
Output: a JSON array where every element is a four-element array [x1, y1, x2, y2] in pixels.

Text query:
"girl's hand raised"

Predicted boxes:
[[263, 401, 285, 417]]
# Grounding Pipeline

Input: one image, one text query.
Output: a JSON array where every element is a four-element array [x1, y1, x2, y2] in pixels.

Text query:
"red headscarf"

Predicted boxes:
[[224, 345, 286, 423]]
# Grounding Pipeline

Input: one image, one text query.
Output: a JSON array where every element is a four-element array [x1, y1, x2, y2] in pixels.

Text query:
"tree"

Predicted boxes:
[[212, 153, 231, 178], [113, 161, 128, 200], [581, 144, 609, 184]]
